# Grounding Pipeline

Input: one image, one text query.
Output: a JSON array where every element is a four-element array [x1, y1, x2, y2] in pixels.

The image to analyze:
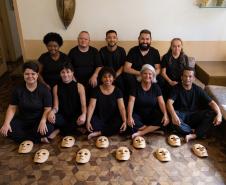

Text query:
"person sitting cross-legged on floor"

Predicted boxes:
[[86, 67, 127, 139], [0, 61, 54, 143], [47, 62, 87, 137], [167, 67, 222, 142], [127, 64, 169, 139]]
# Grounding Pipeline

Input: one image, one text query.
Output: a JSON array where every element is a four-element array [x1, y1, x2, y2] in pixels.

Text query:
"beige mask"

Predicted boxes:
[[96, 136, 109, 148], [61, 136, 75, 148], [18, 140, 33, 153], [116, 146, 130, 161], [133, 136, 146, 149], [168, 135, 181, 147], [192, 144, 208, 158], [156, 148, 171, 162], [76, 148, 91, 163], [34, 149, 49, 163]]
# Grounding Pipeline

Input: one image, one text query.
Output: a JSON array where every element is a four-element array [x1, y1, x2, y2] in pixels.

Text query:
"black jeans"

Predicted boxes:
[[174, 110, 216, 138]]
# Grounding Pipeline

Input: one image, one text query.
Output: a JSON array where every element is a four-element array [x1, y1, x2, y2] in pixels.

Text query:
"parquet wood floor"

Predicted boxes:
[[0, 75, 226, 185]]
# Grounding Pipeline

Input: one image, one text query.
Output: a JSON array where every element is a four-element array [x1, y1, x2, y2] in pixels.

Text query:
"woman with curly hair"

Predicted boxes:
[[38, 32, 71, 89]]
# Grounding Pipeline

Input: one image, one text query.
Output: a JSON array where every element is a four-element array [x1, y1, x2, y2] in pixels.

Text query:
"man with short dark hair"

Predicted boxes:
[[124, 29, 161, 91], [167, 67, 222, 142], [99, 30, 126, 94]]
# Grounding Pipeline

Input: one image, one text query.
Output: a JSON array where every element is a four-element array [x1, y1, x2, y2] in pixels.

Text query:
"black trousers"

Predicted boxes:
[[91, 115, 122, 136], [128, 111, 164, 134], [54, 113, 81, 136], [174, 110, 216, 138], [8, 116, 54, 143]]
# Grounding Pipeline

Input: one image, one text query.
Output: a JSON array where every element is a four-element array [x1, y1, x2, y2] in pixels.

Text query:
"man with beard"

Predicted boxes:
[[167, 67, 222, 142], [124, 29, 161, 92], [68, 31, 102, 92], [99, 30, 126, 95]]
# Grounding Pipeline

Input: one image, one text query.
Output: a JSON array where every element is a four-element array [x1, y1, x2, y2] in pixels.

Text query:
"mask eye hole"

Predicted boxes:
[[85, 153, 88, 155], [42, 153, 46, 155], [69, 139, 72, 140], [78, 152, 82, 155], [27, 144, 30, 145]]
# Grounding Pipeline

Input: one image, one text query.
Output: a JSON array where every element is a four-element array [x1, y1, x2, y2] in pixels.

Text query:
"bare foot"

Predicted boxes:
[[41, 137, 50, 143], [48, 129, 60, 139], [138, 125, 147, 131], [132, 131, 142, 139], [185, 134, 197, 143], [88, 131, 101, 140]]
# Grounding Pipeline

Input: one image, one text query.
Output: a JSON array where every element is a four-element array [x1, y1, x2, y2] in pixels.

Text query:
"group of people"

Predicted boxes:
[[0, 29, 222, 144]]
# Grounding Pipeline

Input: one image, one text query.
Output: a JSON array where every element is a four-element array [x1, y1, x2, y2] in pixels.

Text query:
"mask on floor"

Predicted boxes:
[[76, 148, 91, 163], [96, 136, 109, 148], [168, 135, 181, 147], [116, 146, 130, 161], [156, 148, 171, 162], [34, 149, 49, 163], [192, 144, 208, 157], [133, 136, 146, 149], [18, 140, 33, 153], [61, 136, 75, 148]]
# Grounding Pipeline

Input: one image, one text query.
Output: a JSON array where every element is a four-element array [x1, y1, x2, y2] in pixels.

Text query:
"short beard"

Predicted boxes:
[[108, 43, 117, 48], [139, 43, 150, 51]]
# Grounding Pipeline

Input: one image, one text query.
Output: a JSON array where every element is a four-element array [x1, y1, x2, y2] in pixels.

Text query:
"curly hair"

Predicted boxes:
[[43, 32, 63, 46]]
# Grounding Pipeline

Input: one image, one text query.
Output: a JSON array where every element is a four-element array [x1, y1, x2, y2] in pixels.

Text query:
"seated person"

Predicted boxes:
[[47, 62, 86, 136], [68, 31, 103, 98], [167, 67, 222, 142], [161, 38, 189, 98], [99, 30, 126, 95], [127, 64, 169, 138], [86, 67, 127, 139], [38, 32, 71, 89], [124, 29, 161, 91], [0, 62, 54, 143]]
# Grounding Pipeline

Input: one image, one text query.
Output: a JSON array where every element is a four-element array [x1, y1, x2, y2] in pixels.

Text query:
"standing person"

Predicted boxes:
[[127, 64, 169, 138], [0, 62, 54, 143], [86, 67, 127, 139], [99, 30, 126, 95], [124, 29, 161, 91], [38, 32, 71, 89], [47, 62, 87, 136], [68, 31, 102, 98], [161, 38, 189, 98], [167, 67, 222, 142]]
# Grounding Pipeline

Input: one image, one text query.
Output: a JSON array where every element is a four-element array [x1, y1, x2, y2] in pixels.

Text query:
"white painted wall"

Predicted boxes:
[[17, 0, 226, 41]]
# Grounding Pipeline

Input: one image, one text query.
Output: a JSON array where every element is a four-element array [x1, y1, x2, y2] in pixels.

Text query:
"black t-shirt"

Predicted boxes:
[[99, 46, 126, 72], [91, 86, 123, 121], [38, 51, 71, 88], [68, 46, 102, 85], [57, 80, 81, 121], [169, 84, 212, 112], [131, 82, 162, 117], [126, 46, 160, 71], [10, 83, 52, 121], [161, 53, 188, 82]]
